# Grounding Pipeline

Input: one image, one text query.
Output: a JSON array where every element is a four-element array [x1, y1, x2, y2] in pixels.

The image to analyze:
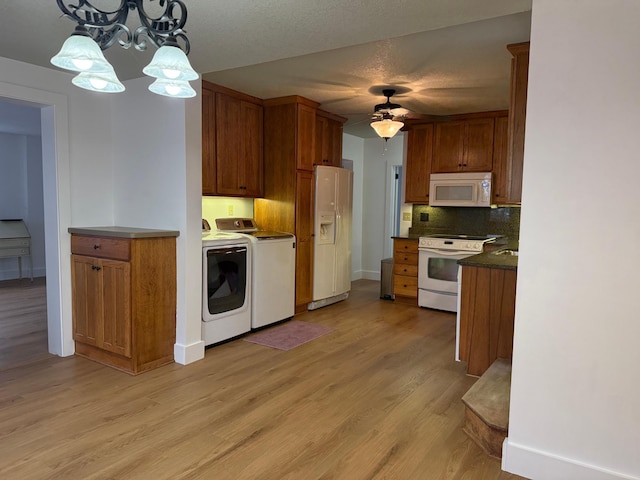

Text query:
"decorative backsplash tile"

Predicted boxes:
[[410, 205, 521, 239]]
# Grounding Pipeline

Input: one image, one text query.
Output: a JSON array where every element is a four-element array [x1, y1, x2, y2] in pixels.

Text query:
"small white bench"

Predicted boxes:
[[0, 220, 33, 281]]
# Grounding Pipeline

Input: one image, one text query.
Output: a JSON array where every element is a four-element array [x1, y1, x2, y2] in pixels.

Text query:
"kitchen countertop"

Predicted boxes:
[[458, 240, 519, 270], [68, 226, 180, 238]]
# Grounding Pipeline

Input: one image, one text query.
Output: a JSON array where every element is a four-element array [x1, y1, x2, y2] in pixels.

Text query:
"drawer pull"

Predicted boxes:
[[93, 244, 101, 249]]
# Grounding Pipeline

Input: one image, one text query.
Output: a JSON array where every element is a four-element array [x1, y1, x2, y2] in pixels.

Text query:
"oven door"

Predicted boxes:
[[202, 244, 249, 321], [418, 248, 473, 294]]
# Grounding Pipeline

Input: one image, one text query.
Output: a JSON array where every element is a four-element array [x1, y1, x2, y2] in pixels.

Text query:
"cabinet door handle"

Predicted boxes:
[[91, 265, 102, 271], [93, 244, 101, 249]]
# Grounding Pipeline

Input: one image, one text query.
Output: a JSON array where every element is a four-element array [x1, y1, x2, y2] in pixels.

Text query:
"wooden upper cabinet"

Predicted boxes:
[[316, 110, 346, 167], [296, 104, 317, 171], [202, 86, 216, 195], [506, 42, 530, 204], [433, 118, 495, 173], [492, 115, 510, 203], [433, 121, 465, 173], [405, 124, 434, 204], [201, 81, 264, 197]]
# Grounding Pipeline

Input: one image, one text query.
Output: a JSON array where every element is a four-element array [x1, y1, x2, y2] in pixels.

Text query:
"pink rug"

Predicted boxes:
[[244, 321, 335, 351]]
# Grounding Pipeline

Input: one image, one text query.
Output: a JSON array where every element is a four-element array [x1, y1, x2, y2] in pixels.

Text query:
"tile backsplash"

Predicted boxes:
[[410, 205, 521, 240]]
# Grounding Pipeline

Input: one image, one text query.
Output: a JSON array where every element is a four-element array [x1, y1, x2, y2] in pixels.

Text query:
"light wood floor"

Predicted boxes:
[[0, 279, 526, 480]]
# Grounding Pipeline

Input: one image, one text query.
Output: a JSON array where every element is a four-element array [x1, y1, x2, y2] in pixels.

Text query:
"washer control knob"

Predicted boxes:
[[474, 243, 480, 249]]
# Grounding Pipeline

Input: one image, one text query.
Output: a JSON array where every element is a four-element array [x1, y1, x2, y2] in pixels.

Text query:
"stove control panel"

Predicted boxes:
[[418, 236, 491, 253]]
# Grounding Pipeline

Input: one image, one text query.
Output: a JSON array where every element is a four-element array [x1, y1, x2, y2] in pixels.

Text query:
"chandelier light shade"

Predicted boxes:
[[148, 78, 196, 98], [370, 118, 404, 140], [72, 67, 126, 93], [50, 27, 113, 73], [50, 0, 198, 98], [142, 43, 199, 81]]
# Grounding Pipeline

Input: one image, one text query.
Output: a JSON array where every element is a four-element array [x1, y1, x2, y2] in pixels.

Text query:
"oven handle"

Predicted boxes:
[[419, 248, 473, 256]]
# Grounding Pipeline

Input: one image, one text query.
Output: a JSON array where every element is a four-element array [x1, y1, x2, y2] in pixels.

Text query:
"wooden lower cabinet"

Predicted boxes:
[[459, 265, 517, 376], [294, 170, 315, 310], [70, 234, 176, 375], [392, 238, 419, 304]]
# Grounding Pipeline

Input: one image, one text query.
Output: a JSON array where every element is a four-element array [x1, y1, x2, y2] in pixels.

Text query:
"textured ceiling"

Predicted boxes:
[[0, 1, 532, 137]]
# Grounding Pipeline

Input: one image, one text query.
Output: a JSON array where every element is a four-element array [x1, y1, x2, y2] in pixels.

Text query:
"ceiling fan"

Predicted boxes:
[[371, 89, 411, 121], [370, 89, 411, 141]]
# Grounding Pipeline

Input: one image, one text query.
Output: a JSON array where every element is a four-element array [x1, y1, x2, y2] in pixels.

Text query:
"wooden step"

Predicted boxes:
[[461, 358, 511, 459]]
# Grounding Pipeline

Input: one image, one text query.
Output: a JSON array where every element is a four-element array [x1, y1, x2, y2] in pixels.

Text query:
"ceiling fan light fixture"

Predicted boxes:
[[371, 118, 404, 140]]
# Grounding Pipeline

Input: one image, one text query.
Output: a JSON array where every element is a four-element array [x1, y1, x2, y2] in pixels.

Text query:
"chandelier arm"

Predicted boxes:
[[56, 0, 190, 53], [90, 23, 133, 50], [134, 0, 188, 44], [55, 0, 130, 28]]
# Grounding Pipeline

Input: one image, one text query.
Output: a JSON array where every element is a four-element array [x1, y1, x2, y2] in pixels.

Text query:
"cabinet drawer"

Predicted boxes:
[[71, 236, 131, 261], [393, 252, 418, 266], [393, 275, 418, 297], [393, 239, 418, 256], [393, 264, 418, 277]]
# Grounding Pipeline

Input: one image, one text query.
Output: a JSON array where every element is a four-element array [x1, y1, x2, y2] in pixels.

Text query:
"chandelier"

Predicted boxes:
[[51, 0, 198, 98]]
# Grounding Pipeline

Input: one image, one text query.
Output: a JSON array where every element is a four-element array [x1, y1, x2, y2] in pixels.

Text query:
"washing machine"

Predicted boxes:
[[202, 226, 251, 346], [215, 218, 295, 329]]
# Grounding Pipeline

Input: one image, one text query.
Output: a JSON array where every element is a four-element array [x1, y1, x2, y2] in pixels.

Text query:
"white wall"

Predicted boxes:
[[0, 133, 27, 219], [25, 135, 45, 278], [361, 133, 405, 280], [112, 76, 204, 365], [202, 197, 254, 226], [0, 129, 46, 280], [342, 133, 364, 280], [503, 2, 640, 479]]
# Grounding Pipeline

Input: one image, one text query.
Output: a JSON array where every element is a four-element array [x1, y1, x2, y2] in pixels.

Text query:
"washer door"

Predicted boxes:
[[203, 245, 248, 319]]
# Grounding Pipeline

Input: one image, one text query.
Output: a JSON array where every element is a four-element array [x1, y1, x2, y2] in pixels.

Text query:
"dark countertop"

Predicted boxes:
[[68, 226, 180, 238], [392, 235, 420, 240], [458, 240, 519, 270], [457, 251, 517, 270]]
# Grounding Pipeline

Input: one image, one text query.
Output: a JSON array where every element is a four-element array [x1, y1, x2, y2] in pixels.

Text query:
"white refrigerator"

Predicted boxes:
[[308, 166, 353, 310]]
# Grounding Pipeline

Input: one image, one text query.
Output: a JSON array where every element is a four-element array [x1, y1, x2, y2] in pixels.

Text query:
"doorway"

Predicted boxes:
[[0, 82, 73, 357]]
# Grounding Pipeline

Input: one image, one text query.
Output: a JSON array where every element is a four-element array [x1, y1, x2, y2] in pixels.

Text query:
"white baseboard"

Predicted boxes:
[[174, 340, 205, 365], [502, 438, 639, 480], [351, 270, 363, 281], [361, 270, 380, 281]]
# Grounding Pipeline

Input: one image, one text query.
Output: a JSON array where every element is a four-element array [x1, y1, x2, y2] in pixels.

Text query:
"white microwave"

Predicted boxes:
[[429, 172, 492, 207]]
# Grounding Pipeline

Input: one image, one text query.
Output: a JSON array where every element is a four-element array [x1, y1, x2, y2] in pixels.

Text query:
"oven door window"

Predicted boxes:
[[206, 247, 247, 314], [428, 257, 459, 283]]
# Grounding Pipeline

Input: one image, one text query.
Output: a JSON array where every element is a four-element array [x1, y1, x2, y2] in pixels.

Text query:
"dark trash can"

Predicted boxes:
[[380, 258, 394, 300]]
